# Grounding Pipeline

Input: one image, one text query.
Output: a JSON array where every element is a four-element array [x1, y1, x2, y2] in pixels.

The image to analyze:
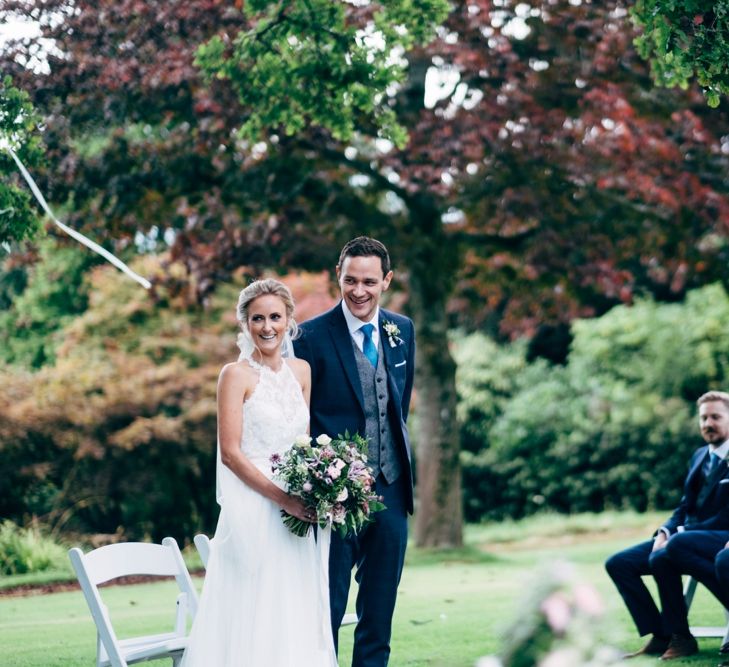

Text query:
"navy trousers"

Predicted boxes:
[[329, 473, 408, 667], [666, 531, 729, 609], [606, 532, 729, 638], [715, 547, 729, 600], [606, 539, 688, 636]]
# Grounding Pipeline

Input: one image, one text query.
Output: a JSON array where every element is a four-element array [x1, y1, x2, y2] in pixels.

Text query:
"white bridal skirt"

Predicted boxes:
[[181, 462, 337, 667]]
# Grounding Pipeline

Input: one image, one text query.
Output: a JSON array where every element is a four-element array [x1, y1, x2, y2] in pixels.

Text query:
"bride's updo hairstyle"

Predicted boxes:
[[236, 278, 299, 341]]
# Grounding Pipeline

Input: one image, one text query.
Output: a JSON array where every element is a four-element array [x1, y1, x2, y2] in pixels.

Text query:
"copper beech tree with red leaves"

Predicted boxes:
[[3, 0, 729, 546]]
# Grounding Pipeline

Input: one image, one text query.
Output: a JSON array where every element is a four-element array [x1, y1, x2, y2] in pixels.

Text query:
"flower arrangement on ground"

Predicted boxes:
[[477, 561, 626, 667], [271, 432, 385, 537]]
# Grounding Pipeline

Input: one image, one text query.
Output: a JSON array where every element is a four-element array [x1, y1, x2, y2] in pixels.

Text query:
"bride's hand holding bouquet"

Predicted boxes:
[[271, 432, 385, 537]]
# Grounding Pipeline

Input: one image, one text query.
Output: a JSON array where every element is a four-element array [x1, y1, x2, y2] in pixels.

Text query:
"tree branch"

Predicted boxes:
[[297, 138, 420, 206], [449, 226, 539, 250]]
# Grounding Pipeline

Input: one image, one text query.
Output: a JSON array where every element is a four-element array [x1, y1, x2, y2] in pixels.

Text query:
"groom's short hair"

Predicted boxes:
[[338, 236, 391, 277]]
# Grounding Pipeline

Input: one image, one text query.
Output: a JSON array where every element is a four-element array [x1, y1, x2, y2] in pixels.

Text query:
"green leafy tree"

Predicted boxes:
[[195, 0, 449, 147], [0, 76, 42, 243], [632, 1, 729, 107], [5, 0, 729, 547], [0, 238, 98, 367]]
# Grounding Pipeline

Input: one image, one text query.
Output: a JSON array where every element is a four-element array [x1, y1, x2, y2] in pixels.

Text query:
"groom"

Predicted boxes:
[[294, 236, 416, 667]]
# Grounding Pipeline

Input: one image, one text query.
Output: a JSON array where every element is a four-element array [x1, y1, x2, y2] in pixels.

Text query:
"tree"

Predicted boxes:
[[3, 0, 729, 546], [0, 75, 42, 243], [631, 0, 729, 107]]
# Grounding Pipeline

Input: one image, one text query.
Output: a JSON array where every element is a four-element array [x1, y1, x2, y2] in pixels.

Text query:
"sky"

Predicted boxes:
[[0, 19, 40, 45]]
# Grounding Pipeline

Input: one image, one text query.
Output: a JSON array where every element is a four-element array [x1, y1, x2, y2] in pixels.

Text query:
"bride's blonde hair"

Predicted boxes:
[[236, 279, 299, 340]]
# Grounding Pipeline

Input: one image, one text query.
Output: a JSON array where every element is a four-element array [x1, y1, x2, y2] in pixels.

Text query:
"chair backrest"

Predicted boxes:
[[193, 534, 211, 569], [68, 537, 198, 667]]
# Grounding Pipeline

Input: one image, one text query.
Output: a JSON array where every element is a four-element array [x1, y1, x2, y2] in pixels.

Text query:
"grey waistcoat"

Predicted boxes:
[[352, 340, 402, 484]]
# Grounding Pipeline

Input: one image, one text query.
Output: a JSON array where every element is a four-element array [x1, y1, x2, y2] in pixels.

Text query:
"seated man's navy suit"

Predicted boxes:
[[606, 444, 729, 640]]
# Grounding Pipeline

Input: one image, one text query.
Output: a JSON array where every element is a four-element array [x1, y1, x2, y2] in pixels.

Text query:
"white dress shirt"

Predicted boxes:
[[710, 439, 729, 461], [341, 301, 380, 353]]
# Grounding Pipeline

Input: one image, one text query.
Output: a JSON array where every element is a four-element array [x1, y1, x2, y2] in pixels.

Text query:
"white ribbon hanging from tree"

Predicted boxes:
[[3, 144, 151, 290]]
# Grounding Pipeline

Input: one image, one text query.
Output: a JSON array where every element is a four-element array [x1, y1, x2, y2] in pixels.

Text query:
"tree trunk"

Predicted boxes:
[[405, 198, 463, 548]]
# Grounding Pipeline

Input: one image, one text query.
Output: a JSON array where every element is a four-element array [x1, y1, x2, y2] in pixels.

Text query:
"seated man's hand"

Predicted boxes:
[[652, 532, 668, 552]]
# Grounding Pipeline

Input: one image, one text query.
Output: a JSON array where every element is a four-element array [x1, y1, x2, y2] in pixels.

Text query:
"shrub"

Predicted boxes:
[[569, 284, 729, 400], [457, 284, 727, 522], [0, 238, 99, 368], [0, 520, 67, 575], [0, 257, 237, 541]]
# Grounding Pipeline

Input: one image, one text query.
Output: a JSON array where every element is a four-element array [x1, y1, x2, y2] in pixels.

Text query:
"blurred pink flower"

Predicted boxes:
[[540, 592, 571, 634], [573, 583, 604, 616]]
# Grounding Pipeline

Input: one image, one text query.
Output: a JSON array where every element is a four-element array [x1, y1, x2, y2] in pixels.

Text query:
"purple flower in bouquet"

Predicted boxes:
[[271, 431, 385, 537]]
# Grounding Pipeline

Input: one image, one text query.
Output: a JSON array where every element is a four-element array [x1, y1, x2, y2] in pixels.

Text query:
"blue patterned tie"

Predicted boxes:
[[707, 452, 721, 478], [360, 323, 378, 368]]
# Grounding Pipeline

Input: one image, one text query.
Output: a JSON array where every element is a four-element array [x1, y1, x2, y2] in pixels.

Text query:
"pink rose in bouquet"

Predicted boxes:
[[271, 432, 385, 537]]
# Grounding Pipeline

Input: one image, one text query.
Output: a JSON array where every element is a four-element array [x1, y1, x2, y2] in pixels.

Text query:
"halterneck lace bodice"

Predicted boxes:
[[240, 358, 309, 471], [185, 354, 336, 667]]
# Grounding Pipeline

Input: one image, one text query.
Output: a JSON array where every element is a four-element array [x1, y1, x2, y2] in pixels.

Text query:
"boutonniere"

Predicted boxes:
[[383, 320, 403, 348]]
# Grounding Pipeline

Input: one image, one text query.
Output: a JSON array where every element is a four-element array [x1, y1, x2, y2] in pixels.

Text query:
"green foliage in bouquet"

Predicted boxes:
[[272, 432, 386, 538]]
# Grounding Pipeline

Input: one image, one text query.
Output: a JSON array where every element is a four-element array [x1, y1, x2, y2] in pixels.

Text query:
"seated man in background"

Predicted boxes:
[[606, 391, 729, 660]]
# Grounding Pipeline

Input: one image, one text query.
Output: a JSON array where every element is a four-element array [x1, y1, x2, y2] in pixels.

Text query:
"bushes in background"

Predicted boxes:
[[0, 520, 67, 575], [0, 257, 238, 542], [456, 284, 729, 522]]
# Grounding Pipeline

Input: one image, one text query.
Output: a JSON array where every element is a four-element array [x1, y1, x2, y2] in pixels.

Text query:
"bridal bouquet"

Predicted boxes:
[[271, 432, 385, 538]]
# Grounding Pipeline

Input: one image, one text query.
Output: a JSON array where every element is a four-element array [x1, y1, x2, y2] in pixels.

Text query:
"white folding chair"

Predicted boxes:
[[192, 532, 358, 626], [192, 533, 211, 568], [68, 536, 198, 667], [684, 575, 729, 644]]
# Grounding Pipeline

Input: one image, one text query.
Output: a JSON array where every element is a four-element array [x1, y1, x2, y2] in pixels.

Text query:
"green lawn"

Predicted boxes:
[[1, 512, 727, 666]]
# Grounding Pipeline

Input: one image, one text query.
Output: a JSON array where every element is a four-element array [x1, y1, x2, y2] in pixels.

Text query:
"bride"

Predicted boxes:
[[181, 279, 337, 667]]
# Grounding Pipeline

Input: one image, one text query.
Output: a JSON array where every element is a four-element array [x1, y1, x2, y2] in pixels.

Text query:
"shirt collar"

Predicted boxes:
[[710, 439, 729, 459], [341, 300, 380, 336]]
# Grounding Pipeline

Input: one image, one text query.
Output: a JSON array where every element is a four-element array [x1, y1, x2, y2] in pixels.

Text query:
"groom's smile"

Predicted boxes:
[[337, 255, 393, 323]]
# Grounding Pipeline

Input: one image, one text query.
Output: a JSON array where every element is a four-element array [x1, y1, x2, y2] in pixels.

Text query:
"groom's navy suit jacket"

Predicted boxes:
[[294, 303, 416, 514], [661, 444, 729, 535]]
